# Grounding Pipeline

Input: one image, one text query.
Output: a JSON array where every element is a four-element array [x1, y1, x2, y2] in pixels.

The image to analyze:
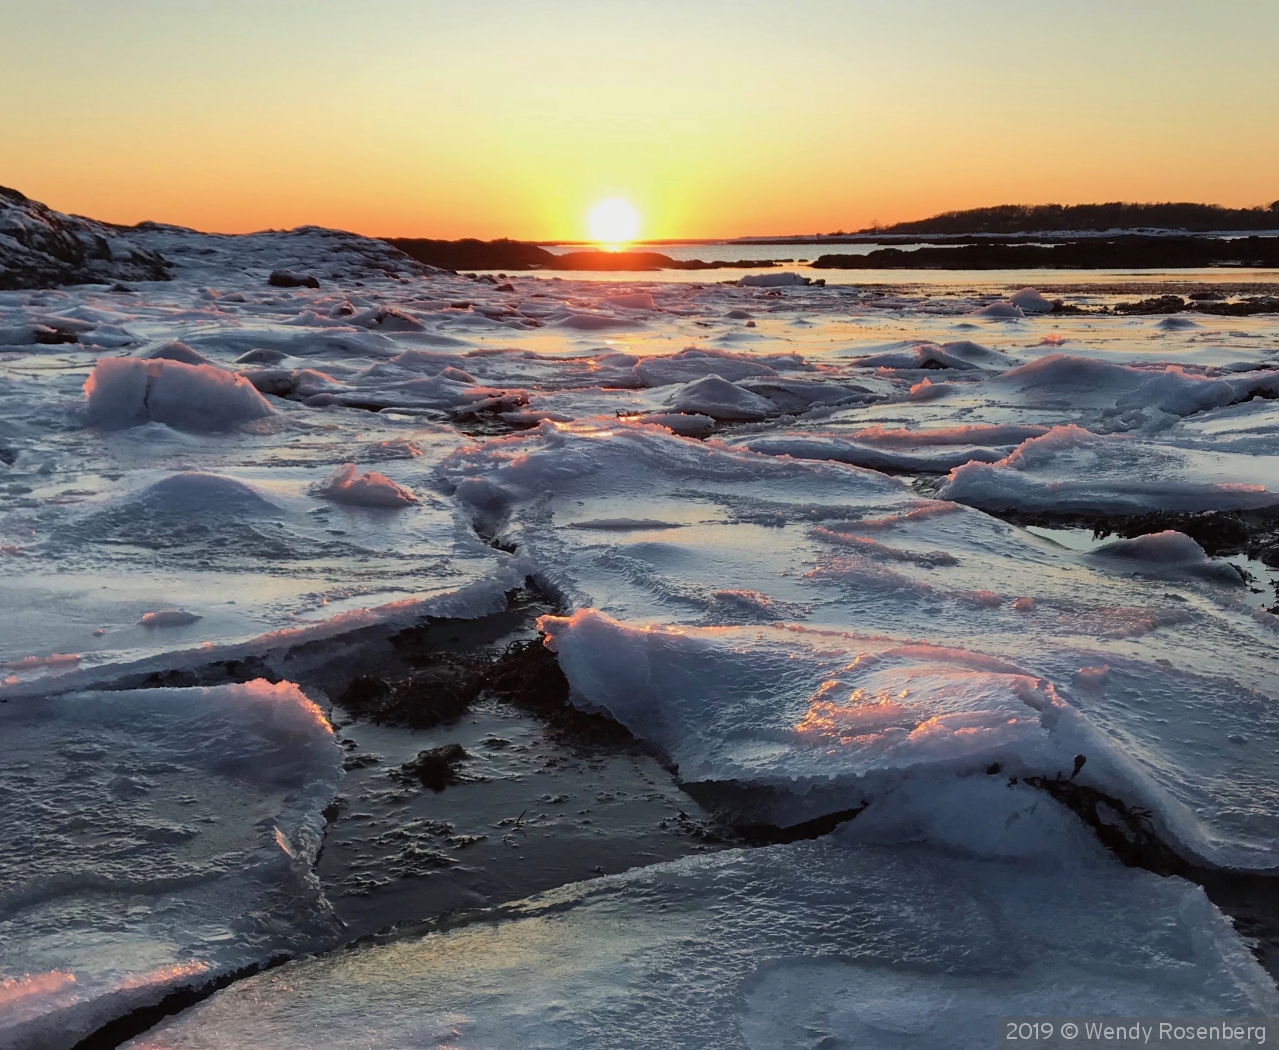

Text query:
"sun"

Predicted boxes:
[[588, 198, 640, 250]]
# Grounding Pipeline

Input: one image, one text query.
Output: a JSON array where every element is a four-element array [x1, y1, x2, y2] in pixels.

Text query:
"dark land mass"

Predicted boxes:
[[873, 201, 1279, 236], [813, 235, 1279, 271], [387, 237, 777, 272]]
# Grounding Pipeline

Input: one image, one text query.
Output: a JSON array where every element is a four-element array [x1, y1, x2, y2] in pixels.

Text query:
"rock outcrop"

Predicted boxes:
[[0, 186, 172, 289]]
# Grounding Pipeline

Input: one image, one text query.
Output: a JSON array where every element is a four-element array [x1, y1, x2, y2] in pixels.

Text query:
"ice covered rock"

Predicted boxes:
[[0, 680, 342, 1050], [139, 608, 203, 628], [0, 323, 77, 346], [242, 367, 347, 399], [666, 374, 778, 421], [138, 340, 215, 366], [541, 609, 1083, 796], [738, 378, 872, 412], [972, 300, 1024, 318], [630, 412, 718, 438], [1009, 287, 1057, 314], [1087, 530, 1243, 585], [314, 463, 417, 508], [267, 269, 319, 289], [539, 609, 1279, 868], [124, 830, 1277, 1050], [83, 357, 273, 431], [347, 306, 423, 332], [737, 271, 810, 287], [985, 354, 1279, 426]]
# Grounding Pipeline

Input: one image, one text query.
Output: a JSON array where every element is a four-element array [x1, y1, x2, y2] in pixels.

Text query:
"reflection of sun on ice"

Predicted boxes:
[[588, 198, 640, 250]]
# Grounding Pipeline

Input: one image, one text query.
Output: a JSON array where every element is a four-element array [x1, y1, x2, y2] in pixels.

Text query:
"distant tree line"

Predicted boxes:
[[869, 202, 1279, 235]]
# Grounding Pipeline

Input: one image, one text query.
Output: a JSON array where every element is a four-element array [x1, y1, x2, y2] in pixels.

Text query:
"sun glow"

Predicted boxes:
[[587, 198, 640, 249]]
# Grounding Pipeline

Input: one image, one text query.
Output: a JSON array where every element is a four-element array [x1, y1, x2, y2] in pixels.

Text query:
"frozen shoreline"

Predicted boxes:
[[2, 193, 1278, 1048]]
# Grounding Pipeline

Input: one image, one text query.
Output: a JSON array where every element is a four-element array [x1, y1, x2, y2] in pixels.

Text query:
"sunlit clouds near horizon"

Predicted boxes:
[[2, 0, 1277, 239]]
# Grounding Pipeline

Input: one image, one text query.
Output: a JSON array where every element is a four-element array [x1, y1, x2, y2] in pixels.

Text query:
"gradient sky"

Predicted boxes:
[[3, 0, 1277, 240]]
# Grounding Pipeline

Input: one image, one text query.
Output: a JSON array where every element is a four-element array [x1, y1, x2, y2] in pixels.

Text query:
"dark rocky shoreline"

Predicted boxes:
[[812, 235, 1279, 271]]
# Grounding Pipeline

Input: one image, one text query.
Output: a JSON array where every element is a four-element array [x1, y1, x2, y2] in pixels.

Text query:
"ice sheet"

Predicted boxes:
[[0, 680, 342, 1050], [540, 609, 1279, 868], [125, 824, 1277, 1050]]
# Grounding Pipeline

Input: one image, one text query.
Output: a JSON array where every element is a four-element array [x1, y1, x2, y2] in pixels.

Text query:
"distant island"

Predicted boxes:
[[858, 200, 1279, 236], [811, 235, 1279, 271]]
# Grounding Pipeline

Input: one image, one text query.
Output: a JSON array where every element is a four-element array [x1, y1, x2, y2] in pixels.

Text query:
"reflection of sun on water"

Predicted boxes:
[[588, 198, 639, 251]]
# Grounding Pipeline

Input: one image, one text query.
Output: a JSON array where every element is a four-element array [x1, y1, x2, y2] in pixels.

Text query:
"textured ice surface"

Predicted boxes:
[[540, 609, 1279, 868], [84, 356, 274, 431], [127, 818, 1278, 1049], [0, 680, 342, 1050], [941, 424, 1279, 513]]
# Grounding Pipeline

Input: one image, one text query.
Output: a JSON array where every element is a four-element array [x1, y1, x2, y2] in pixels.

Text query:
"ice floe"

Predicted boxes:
[[125, 830, 1277, 1049], [0, 680, 342, 1050]]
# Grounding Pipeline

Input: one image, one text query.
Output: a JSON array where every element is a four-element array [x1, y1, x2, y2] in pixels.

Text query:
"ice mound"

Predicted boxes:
[[83, 357, 273, 431], [737, 271, 810, 287], [233, 347, 287, 365], [853, 340, 1020, 371], [941, 425, 1279, 514], [130, 472, 279, 514], [666, 374, 778, 421], [1087, 530, 1244, 585], [0, 680, 342, 1050], [989, 354, 1279, 421], [139, 607, 203, 628], [972, 300, 1024, 318], [553, 311, 646, 331], [735, 423, 1048, 473], [1009, 287, 1057, 314], [632, 346, 803, 387], [125, 833, 1277, 1049], [314, 463, 417, 508], [138, 340, 214, 366], [629, 411, 718, 437]]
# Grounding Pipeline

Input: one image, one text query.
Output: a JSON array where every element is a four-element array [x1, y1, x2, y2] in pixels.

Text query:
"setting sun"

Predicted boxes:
[[588, 198, 640, 248]]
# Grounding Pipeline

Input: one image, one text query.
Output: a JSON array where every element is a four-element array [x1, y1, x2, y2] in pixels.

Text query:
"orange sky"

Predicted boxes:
[[3, 0, 1277, 241]]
